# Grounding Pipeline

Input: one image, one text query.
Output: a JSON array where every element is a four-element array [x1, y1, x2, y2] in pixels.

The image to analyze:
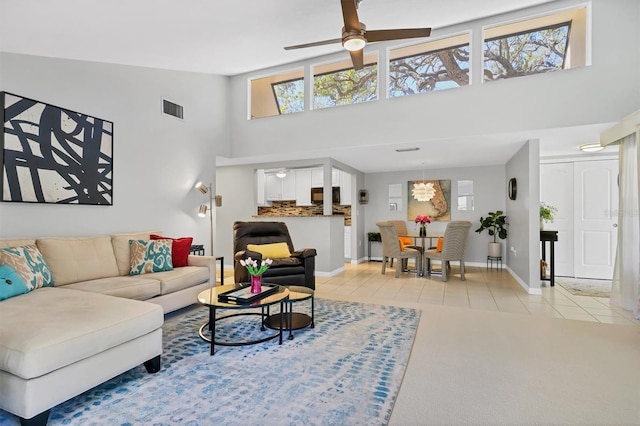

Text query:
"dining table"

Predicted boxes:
[[401, 232, 444, 276]]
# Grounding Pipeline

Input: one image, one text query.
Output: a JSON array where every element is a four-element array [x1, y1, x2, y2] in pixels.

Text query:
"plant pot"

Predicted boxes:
[[488, 242, 502, 258]]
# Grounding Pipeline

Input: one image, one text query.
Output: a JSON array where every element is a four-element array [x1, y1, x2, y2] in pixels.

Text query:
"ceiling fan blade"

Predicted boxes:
[[365, 28, 432, 43], [284, 38, 343, 50], [341, 0, 361, 33], [350, 48, 364, 70]]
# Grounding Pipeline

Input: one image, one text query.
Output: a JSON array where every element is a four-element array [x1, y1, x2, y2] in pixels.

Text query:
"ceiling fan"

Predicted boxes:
[[284, 0, 431, 70]]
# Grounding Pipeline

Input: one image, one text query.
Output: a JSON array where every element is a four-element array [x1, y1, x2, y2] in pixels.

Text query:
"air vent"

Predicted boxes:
[[162, 99, 184, 119]]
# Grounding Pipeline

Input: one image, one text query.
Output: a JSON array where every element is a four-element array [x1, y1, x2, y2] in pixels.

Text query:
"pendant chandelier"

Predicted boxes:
[[411, 163, 435, 202]]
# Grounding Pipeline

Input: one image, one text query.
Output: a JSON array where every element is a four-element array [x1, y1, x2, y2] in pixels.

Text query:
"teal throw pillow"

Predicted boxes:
[[0, 264, 30, 301], [129, 239, 174, 276], [0, 245, 54, 290]]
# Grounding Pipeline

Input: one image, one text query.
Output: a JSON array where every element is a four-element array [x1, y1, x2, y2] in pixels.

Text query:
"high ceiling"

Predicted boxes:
[[1, 0, 561, 76], [0, 0, 618, 171]]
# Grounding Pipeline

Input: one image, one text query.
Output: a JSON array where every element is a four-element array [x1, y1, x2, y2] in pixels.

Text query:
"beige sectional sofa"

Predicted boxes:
[[0, 231, 216, 424]]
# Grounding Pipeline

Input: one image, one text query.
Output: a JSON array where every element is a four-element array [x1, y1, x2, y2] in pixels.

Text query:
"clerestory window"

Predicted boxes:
[[272, 78, 304, 115], [389, 34, 470, 98], [312, 54, 378, 110], [249, 68, 304, 119], [483, 7, 587, 82]]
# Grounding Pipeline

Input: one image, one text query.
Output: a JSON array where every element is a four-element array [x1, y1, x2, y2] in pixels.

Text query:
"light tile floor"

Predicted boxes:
[[310, 261, 640, 326]]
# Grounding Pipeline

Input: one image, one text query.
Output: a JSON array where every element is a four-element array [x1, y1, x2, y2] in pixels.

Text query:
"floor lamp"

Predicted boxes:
[[195, 182, 215, 256]]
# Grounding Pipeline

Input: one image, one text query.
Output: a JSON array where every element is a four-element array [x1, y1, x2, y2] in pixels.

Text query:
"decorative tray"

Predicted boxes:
[[217, 283, 279, 304]]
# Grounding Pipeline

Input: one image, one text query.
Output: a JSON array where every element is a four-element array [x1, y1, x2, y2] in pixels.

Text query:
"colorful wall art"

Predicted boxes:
[[407, 180, 451, 222], [1, 92, 113, 205]]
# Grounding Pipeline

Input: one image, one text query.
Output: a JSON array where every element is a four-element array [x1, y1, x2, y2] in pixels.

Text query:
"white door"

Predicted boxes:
[[540, 163, 574, 276], [573, 160, 618, 279]]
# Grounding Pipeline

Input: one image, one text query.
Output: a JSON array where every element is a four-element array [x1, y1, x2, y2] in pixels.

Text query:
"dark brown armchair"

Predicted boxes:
[[233, 221, 317, 289]]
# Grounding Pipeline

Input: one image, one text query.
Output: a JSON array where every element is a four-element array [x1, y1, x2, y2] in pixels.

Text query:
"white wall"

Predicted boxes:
[[0, 53, 229, 255], [363, 165, 506, 264], [506, 140, 541, 293], [226, 0, 640, 161], [215, 164, 261, 268]]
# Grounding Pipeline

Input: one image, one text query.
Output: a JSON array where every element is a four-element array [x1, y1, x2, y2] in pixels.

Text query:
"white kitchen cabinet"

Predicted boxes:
[[256, 169, 266, 205], [281, 173, 296, 200], [340, 171, 351, 205], [344, 226, 351, 259], [265, 174, 280, 200], [295, 170, 312, 206], [266, 173, 296, 201], [311, 169, 323, 188], [332, 169, 340, 186]]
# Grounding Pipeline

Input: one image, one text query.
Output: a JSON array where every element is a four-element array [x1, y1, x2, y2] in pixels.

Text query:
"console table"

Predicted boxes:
[[540, 230, 558, 286], [367, 240, 381, 262]]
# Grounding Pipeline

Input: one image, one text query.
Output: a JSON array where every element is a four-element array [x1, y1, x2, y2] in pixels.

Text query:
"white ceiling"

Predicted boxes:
[[0, 0, 561, 76], [0, 0, 618, 172]]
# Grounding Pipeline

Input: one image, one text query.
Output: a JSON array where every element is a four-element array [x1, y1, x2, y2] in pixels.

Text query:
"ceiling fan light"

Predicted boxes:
[[343, 35, 366, 51], [579, 143, 604, 153]]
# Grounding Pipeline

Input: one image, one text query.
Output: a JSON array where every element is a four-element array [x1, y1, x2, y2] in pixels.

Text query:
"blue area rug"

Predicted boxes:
[[0, 298, 420, 425]]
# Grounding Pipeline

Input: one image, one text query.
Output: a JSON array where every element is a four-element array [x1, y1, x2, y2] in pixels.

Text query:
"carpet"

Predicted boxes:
[[556, 277, 612, 297], [0, 299, 420, 426]]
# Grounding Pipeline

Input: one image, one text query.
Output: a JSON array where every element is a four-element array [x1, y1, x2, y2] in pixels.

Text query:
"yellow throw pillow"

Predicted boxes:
[[398, 239, 406, 251], [247, 242, 291, 259], [436, 237, 444, 252]]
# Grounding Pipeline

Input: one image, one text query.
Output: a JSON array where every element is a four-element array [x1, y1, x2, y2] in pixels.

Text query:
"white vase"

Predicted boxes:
[[488, 242, 502, 258]]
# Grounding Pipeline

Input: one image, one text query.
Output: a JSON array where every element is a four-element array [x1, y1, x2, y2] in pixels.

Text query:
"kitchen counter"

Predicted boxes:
[[256, 200, 351, 225]]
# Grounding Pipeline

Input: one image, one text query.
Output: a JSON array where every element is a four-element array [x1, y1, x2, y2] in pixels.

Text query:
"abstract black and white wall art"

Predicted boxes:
[[1, 93, 113, 205]]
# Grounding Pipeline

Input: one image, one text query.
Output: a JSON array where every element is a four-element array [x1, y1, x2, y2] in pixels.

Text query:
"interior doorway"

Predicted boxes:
[[540, 158, 618, 280]]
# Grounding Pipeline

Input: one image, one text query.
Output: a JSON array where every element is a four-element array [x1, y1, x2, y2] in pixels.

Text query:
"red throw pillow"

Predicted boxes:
[[150, 234, 193, 267]]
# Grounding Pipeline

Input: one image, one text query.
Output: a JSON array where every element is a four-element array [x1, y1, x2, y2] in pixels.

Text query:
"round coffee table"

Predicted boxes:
[[197, 284, 289, 355], [264, 285, 314, 340]]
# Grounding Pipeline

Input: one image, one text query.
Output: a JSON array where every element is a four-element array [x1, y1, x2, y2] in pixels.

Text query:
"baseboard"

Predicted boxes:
[[505, 266, 542, 294], [315, 266, 346, 277]]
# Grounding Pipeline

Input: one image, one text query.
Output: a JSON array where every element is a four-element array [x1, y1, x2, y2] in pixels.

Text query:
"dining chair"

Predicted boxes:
[[389, 220, 424, 270], [376, 221, 422, 278], [423, 221, 472, 281]]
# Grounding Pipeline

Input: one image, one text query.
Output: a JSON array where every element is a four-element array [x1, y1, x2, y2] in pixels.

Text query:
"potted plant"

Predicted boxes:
[[475, 211, 508, 257], [367, 232, 381, 242], [539, 202, 557, 230]]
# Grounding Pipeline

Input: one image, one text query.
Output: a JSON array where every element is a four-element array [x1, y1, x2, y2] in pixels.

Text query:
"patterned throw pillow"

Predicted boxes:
[[150, 234, 193, 267], [0, 264, 30, 301], [129, 239, 174, 276], [0, 245, 54, 290]]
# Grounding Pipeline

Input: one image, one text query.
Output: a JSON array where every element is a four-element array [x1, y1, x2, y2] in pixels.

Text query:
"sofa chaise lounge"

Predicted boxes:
[[0, 231, 216, 425]]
